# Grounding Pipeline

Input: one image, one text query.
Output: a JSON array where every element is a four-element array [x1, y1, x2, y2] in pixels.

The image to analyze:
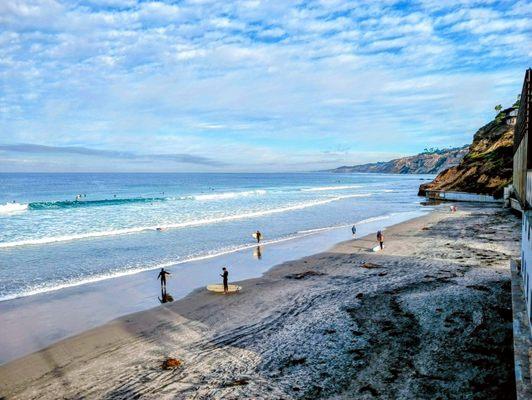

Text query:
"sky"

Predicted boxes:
[[0, 0, 531, 172]]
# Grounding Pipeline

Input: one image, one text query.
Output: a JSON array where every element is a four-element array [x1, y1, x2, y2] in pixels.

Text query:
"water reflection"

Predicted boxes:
[[253, 245, 262, 260]]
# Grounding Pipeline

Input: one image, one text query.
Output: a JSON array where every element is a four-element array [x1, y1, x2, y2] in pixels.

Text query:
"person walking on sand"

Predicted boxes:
[[157, 268, 171, 291], [377, 230, 384, 250], [255, 230, 262, 243], [220, 267, 229, 294]]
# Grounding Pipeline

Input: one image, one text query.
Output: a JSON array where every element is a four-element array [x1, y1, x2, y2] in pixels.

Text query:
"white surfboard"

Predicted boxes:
[[372, 245, 382, 252], [206, 284, 241, 293]]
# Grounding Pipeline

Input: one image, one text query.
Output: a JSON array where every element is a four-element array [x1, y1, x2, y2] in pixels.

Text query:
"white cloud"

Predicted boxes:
[[0, 0, 530, 171]]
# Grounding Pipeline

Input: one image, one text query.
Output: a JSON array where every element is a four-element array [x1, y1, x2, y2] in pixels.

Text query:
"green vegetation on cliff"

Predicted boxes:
[[419, 105, 517, 198]]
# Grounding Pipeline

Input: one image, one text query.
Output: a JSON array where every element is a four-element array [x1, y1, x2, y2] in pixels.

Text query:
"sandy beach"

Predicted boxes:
[[0, 204, 520, 399]]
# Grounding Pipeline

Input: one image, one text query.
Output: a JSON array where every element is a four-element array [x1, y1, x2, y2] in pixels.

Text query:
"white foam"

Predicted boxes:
[[297, 224, 351, 234], [0, 202, 28, 214], [193, 189, 267, 201], [301, 185, 361, 192], [356, 215, 392, 224], [0, 194, 371, 249]]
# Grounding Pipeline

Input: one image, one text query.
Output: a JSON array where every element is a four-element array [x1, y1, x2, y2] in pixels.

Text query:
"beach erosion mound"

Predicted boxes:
[[419, 109, 516, 198]]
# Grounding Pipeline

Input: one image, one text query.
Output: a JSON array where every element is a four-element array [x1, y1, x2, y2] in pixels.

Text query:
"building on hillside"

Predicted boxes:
[[507, 108, 519, 126], [513, 68, 532, 334]]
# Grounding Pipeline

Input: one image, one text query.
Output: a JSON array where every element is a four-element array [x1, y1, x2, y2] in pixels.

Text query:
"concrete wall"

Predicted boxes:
[[527, 171, 532, 207], [521, 211, 532, 335], [426, 190, 503, 203], [514, 135, 528, 205]]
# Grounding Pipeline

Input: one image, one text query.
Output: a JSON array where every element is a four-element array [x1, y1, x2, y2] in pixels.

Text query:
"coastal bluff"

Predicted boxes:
[[329, 146, 467, 174], [419, 108, 517, 198]]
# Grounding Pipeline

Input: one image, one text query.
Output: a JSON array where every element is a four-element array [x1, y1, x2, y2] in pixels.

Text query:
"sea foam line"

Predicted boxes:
[[300, 185, 361, 192], [0, 209, 424, 302], [296, 212, 402, 235], [0, 194, 372, 249], [191, 189, 267, 201], [0, 229, 339, 302]]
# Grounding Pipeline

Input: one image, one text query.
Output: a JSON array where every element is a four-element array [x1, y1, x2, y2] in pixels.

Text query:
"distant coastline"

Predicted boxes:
[[328, 146, 467, 175]]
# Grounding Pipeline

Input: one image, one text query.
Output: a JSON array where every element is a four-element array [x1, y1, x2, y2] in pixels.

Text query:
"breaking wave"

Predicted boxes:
[[0, 202, 29, 214], [28, 197, 167, 210], [0, 194, 371, 249], [5, 190, 270, 213]]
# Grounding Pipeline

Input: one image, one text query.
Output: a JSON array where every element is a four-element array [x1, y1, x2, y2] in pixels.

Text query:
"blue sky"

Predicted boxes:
[[0, 0, 530, 172]]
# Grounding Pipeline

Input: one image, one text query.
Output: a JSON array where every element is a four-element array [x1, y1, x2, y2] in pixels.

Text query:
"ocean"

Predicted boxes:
[[0, 172, 433, 303]]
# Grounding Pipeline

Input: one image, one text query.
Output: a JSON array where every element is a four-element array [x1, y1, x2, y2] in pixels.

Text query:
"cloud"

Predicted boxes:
[[0, 143, 226, 166], [0, 0, 530, 172]]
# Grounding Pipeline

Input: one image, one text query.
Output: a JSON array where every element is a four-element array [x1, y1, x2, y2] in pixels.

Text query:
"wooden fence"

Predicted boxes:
[[512, 69, 532, 207]]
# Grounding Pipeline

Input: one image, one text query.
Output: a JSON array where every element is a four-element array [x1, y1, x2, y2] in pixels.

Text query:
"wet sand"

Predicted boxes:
[[0, 205, 520, 399]]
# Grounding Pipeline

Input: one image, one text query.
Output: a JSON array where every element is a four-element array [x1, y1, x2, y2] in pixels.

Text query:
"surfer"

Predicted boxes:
[[157, 268, 171, 291], [351, 225, 356, 236], [220, 267, 229, 294], [255, 230, 262, 243], [376, 231, 384, 250]]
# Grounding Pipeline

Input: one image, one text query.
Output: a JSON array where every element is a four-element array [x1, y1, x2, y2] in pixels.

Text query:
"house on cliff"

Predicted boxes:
[[507, 108, 518, 126]]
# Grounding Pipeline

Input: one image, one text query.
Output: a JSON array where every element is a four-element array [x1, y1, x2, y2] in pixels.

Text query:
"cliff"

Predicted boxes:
[[418, 109, 516, 198], [330, 147, 467, 174]]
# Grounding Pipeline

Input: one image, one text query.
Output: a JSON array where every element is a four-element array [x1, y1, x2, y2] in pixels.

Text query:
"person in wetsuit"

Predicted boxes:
[[157, 268, 171, 291], [377, 230, 384, 250], [351, 225, 356, 236], [255, 230, 262, 243], [220, 267, 229, 294]]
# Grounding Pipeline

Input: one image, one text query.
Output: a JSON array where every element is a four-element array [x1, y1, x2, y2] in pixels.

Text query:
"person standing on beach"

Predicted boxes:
[[220, 267, 229, 294], [255, 230, 262, 243], [377, 231, 384, 250], [351, 225, 356, 236], [157, 268, 171, 291]]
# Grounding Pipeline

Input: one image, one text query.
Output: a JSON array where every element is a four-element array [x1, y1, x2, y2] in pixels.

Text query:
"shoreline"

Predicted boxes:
[[0, 211, 414, 304], [0, 203, 520, 399], [0, 209, 427, 364]]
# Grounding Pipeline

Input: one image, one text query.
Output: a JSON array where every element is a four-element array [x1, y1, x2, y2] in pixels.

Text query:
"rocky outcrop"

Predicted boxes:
[[331, 147, 467, 174], [419, 109, 516, 199]]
